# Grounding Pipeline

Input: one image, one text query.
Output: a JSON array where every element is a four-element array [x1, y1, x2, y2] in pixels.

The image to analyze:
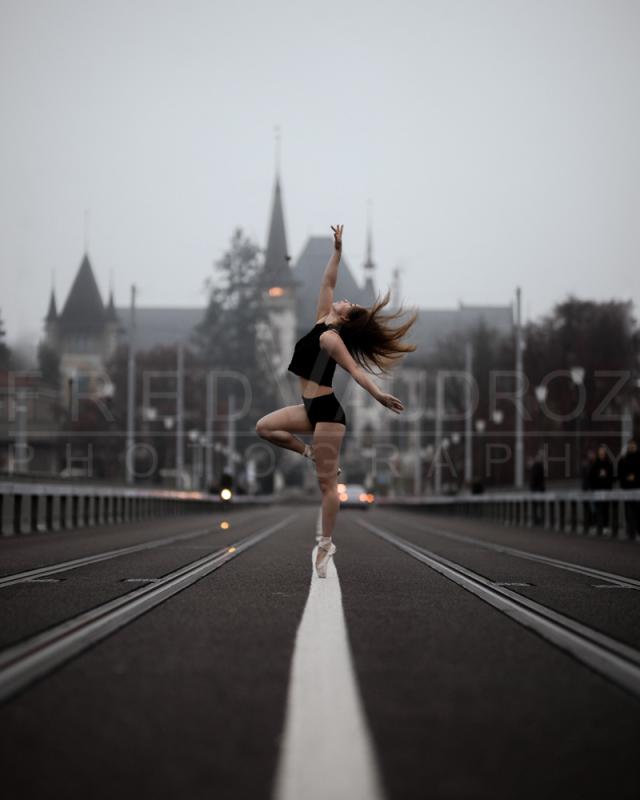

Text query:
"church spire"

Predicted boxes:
[[362, 208, 376, 304], [105, 289, 118, 322], [262, 170, 296, 292], [45, 288, 58, 323]]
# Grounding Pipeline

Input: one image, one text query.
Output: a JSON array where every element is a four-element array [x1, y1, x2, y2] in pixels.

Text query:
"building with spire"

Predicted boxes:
[[256, 175, 299, 390], [44, 254, 120, 395], [40, 171, 514, 491]]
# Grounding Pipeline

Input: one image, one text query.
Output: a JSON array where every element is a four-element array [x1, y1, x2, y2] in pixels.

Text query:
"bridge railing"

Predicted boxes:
[[0, 482, 273, 537], [378, 489, 640, 538]]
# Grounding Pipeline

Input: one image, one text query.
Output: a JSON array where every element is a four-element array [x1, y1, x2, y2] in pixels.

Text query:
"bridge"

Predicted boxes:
[[1, 484, 639, 799]]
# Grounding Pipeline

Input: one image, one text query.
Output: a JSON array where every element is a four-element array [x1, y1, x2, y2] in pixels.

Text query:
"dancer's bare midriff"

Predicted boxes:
[[298, 377, 334, 400]]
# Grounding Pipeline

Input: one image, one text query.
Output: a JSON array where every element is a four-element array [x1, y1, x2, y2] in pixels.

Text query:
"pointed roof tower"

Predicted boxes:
[[45, 289, 58, 323], [59, 254, 107, 331], [105, 289, 118, 322], [261, 175, 296, 291], [362, 224, 377, 306]]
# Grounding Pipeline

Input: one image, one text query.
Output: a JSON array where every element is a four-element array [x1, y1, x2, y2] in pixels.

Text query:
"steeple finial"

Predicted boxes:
[[84, 208, 90, 254], [45, 286, 58, 323], [364, 199, 375, 270], [391, 265, 404, 310], [274, 125, 281, 176], [361, 200, 376, 302]]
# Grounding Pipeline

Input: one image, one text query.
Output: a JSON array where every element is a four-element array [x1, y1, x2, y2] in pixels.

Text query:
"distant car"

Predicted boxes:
[[338, 483, 375, 509]]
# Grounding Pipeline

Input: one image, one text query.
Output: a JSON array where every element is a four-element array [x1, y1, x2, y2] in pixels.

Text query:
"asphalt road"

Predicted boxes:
[[1, 503, 639, 800]]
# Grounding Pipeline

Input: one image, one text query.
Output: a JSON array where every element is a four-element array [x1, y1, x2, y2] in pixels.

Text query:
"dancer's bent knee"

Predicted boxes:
[[318, 477, 338, 494]]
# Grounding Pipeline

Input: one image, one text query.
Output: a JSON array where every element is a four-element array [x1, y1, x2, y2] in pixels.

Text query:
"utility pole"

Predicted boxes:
[[464, 342, 473, 487], [434, 370, 444, 494], [126, 285, 136, 484], [226, 393, 236, 478], [15, 387, 28, 474], [205, 371, 214, 489], [514, 287, 525, 489], [413, 370, 425, 497], [176, 342, 184, 488]]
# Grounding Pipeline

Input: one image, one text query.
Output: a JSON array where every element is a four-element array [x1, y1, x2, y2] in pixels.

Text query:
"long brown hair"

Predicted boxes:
[[338, 289, 418, 375]]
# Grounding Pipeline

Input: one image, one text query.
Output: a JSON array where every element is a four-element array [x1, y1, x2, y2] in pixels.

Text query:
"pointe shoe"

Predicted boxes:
[[316, 536, 337, 578], [303, 444, 342, 476]]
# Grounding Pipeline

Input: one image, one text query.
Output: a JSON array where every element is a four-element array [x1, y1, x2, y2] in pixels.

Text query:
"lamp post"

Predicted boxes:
[[188, 429, 199, 489], [450, 431, 461, 486], [126, 284, 136, 484], [464, 342, 473, 486], [15, 387, 28, 475], [176, 342, 184, 489], [199, 435, 207, 490], [205, 371, 214, 488], [514, 287, 525, 489], [475, 418, 486, 485], [534, 385, 548, 467], [226, 393, 236, 480], [570, 366, 585, 477], [434, 370, 444, 495]]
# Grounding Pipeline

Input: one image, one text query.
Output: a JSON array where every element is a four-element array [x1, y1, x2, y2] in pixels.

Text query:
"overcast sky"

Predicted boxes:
[[1, 0, 638, 346]]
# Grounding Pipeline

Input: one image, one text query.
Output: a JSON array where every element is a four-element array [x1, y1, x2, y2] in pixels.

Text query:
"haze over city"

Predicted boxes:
[[1, 0, 638, 348]]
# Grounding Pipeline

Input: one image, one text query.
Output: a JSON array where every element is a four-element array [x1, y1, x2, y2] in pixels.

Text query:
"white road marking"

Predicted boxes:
[[0, 518, 291, 703], [273, 539, 385, 800], [360, 518, 640, 698], [381, 512, 640, 589]]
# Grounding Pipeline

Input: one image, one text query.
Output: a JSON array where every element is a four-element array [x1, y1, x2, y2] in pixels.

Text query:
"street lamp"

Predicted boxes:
[[535, 385, 548, 405], [188, 430, 200, 489], [570, 366, 585, 386], [473, 419, 486, 485], [143, 406, 158, 422]]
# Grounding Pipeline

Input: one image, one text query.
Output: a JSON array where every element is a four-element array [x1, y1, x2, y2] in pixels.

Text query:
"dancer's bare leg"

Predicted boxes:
[[255, 404, 314, 454], [313, 422, 346, 568]]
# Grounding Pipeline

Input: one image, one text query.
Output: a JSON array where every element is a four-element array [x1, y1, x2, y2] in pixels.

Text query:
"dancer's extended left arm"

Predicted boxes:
[[320, 330, 405, 414]]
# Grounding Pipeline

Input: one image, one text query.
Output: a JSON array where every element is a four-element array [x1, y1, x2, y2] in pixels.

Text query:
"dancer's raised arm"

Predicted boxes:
[[314, 224, 343, 322]]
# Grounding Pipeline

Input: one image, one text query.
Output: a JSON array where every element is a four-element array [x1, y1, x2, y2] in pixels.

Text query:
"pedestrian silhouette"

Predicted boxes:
[[589, 445, 614, 534], [618, 439, 640, 539]]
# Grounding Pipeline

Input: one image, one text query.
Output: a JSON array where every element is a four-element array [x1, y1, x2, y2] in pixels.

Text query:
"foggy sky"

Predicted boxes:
[[1, 0, 639, 348]]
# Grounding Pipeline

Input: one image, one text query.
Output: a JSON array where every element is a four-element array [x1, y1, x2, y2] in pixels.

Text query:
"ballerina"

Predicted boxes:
[[256, 224, 418, 577]]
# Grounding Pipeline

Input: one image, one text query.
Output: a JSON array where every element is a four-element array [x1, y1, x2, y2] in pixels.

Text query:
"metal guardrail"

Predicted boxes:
[[378, 489, 640, 538], [0, 482, 274, 537]]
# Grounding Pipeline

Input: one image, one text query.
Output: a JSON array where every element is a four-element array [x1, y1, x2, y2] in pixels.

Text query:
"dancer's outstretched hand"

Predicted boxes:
[[331, 224, 343, 251], [378, 393, 404, 413]]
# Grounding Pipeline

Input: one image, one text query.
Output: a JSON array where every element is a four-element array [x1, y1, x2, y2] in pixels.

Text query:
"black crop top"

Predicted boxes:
[[287, 321, 342, 387]]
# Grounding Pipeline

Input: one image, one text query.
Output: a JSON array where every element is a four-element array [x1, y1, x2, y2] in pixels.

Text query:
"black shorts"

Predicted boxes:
[[302, 393, 347, 428]]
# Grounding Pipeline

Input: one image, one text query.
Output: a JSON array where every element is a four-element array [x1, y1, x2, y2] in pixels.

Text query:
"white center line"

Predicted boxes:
[[273, 530, 385, 800]]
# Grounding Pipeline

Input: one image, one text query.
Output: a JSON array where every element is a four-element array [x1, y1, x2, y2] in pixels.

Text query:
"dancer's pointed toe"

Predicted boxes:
[[316, 536, 337, 578]]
